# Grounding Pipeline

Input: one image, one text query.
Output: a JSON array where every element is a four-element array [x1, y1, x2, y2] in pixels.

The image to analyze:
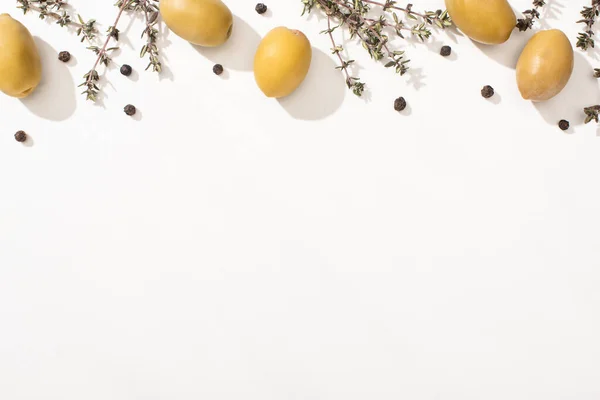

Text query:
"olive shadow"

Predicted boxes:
[[20, 37, 76, 121], [192, 16, 260, 71], [533, 52, 600, 127], [473, 28, 535, 69], [277, 48, 346, 121]]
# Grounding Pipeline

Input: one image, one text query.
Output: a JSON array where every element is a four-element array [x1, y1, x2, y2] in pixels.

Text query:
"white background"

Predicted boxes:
[[1, 0, 600, 398]]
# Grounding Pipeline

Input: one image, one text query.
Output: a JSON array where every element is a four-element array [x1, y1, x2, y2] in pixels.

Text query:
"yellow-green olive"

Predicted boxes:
[[159, 0, 233, 47], [0, 14, 42, 98], [254, 27, 312, 98], [516, 29, 574, 101], [445, 0, 516, 44]]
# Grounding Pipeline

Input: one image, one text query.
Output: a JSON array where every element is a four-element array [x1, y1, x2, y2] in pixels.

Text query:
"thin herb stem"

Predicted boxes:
[[516, 0, 546, 31], [577, 0, 600, 50], [79, 0, 131, 101], [88, 1, 127, 76], [16, 0, 97, 43], [327, 16, 349, 82], [21, 3, 82, 27], [332, 0, 395, 60], [360, 0, 441, 24]]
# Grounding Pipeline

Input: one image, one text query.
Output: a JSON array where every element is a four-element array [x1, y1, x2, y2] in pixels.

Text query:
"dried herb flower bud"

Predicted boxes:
[[124, 104, 136, 116], [255, 3, 267, 14], [213, 64, 224, 75], [394, 97, 407, 112], [558, 119, 570, 131], [14, 130, 27, 142], [120, 64, 133, 76], [58, 51, 71, 62], [481, 85, 494, 99], [440, 46, 451, 57]]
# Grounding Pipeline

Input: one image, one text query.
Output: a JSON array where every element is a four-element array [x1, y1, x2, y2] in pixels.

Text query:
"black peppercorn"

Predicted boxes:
[[255, 3, 267, 14], [558, 119, 570, 131], [14, 130, 27, 142], [120, 64, 133, 76], [481, 85, 494, 99], [58, 51, 71, 62], [213, 64, 224, 75], [124, 104, 136, 116], [440, 45, 451, 57], [394, 97, 407, 112]]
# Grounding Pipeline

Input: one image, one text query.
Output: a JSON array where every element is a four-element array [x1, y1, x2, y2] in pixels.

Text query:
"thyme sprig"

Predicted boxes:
[[325, 15, 365, 96], [584, 105, 600, 123], [361, 0, 452, 29], [577, 0, 600, 50], [516, 0, 546, 31], [116, 0, 163, 73], [302, 0, 451, 96], [16, 0, 97, 43], [79, 0, 131, 101]]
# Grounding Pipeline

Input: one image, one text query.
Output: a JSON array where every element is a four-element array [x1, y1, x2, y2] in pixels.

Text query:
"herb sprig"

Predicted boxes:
[[577, 0, 600, 50], [116, 0, 163, 73], [79, 0, 131, 101], [516, 0, 546, 31], [584, 105, 600, 123], [16, 0, 97, 43], [302, 0, 451, 96]]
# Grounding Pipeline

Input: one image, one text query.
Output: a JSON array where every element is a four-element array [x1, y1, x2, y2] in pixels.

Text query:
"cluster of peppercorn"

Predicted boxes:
[[57, 48, 140, 117]]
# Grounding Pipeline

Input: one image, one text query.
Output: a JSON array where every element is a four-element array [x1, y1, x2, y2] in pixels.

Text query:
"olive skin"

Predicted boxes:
[[516, 29, 574, 101], [254, 27, 312, 98], [0, 14, 42, 98], [445, 0, 516, 45], [159, 0, 233, 47]]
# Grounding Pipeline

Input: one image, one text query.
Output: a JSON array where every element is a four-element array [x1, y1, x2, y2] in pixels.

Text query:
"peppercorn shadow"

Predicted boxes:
[[533, 52, 600, 128], [20, 37, 76, 121], [278, 48, 345, 121], [131, 108, 143, 122], [396, 101, 412, 116], [486, 90, 502, 105], [21, 134, 34, 148], [192, 16, 260, 71]]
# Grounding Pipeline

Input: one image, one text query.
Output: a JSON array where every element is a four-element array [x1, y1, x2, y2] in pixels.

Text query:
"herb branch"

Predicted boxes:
[[325, 15, 365, 96], [16, 0, 97, 43], [116, 0, 163, 73], [516, 0, 546, 31], [79, 0, 131, 101], [302, 0, 451, 96], [577, 0, 600, 50]]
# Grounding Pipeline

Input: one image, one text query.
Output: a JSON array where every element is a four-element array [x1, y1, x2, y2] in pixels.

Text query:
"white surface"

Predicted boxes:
[[1, 1, 600, 398]]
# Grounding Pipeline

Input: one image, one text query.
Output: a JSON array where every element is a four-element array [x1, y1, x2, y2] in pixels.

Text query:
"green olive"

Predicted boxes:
[[0, 14, 42, 98], [445, 0, 516, 45], [160, 0, 233, 47], [516, 29, 574, 101]]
